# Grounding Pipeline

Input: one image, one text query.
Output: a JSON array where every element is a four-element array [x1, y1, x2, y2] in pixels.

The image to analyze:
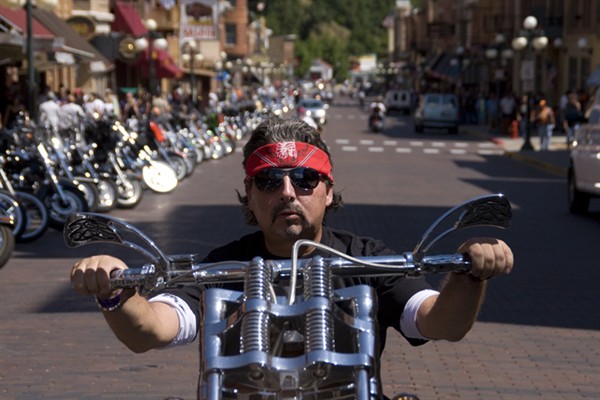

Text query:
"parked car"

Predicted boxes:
[[385, 90, 412, 114], [414, 93, 459, 134], [568, 90, 600, 214], [297, 98, 329, 126]]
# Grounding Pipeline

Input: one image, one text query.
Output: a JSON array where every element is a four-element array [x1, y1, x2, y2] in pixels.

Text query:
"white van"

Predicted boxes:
[[384, 90, 412, 114], [568, 89, 600, 213]]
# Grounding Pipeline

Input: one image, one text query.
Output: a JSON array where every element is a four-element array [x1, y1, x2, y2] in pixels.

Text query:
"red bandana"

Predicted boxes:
[[245, 142, 334, 182]]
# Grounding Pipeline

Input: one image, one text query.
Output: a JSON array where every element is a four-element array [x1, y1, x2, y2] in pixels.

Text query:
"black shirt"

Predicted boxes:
[[156, 225, 432, 351]]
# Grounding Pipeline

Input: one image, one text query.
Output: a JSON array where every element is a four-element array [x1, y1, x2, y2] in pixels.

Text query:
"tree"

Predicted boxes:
[[252, 0, 396, 79]]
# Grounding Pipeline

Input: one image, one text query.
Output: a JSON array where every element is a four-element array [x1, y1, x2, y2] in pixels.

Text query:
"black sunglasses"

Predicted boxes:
[[252, 167, 324, 192]]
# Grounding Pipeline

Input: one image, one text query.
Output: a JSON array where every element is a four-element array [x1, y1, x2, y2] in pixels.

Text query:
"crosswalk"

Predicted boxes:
[[331, 138, 504, 156]]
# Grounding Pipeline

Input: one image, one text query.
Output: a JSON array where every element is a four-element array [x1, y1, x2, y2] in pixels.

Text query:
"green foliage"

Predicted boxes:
[[254, 0, 396, 80]]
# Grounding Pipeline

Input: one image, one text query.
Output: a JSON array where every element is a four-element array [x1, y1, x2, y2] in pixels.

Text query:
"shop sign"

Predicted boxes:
[[54, 51, 75, 65], [118, 36, 138, 60], [67, 16, 96, 40]]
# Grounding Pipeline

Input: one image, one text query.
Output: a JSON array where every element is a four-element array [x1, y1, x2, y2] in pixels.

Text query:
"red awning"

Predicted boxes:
[[111, 1, 147, 36], [0, 7, 54, 39], [135, 47, 183, 79]]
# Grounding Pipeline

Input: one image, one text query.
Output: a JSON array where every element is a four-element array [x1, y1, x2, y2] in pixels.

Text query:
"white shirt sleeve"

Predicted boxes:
[[400, 289, 439, 340], [148, 288, 438, 347], [148, 293, 197, 348]]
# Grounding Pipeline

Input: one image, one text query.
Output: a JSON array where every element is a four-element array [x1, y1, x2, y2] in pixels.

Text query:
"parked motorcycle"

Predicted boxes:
[[64, 194, 512, 400], [0, 208, 15, 269], [0, 161, 48, 243]]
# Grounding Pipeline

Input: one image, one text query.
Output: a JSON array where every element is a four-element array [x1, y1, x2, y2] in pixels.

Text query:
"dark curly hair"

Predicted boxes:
[[237, 117, 343, 225]]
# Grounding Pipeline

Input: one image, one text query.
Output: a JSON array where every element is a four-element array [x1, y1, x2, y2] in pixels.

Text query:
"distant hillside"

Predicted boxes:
[[248, 0, 398, 80]]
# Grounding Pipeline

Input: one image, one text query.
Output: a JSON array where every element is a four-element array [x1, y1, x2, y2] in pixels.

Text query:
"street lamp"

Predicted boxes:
[[486, 33, 513, 134], [450, 46, 465, 92], [512, 16, 548, 151], [215, 51, 227, 100], [134, 19, 168, 97], [181, 40, 203, 109], [577, 37, 592, 89]]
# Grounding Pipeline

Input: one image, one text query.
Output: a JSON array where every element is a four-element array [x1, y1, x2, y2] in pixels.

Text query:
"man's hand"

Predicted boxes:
[[458, 238, 514, 281], [70, 255, 178, 352], [417, 238, 514, 341], [71, 255, 127, 299]]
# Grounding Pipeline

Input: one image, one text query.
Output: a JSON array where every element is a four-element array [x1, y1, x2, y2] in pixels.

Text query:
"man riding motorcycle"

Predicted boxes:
[[369, 97, 387, 132]]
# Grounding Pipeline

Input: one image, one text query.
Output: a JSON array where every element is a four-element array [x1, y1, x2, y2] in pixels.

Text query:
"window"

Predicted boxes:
[[225, 23, 237, 45]]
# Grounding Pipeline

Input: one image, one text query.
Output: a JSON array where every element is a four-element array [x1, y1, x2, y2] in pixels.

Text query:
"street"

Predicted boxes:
[[1, 98, 599, 400]]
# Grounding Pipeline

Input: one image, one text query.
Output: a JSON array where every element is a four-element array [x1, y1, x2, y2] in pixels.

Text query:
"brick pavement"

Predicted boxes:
[[1, 115, 599, 400], [3, 217, 598, 399]]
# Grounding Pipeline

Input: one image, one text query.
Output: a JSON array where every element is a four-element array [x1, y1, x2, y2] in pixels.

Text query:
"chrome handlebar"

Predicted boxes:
[[64, 194, 512, 295]]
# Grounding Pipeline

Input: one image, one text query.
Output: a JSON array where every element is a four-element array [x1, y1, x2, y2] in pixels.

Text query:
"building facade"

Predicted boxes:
[[392, 0, 599, 105]]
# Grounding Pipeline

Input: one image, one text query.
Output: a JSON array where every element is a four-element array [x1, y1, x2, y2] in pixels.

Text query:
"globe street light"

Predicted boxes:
[[512, 16, 548, 151], [181, 40, 203, 109], [134, 19, 168, 97]]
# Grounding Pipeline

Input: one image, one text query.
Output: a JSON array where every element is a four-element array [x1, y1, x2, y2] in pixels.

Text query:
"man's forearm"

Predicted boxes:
[[416, 273, 487, 341], [101, 292, 179, 353]]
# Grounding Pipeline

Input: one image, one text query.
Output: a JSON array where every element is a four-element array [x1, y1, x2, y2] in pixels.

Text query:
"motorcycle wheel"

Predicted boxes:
[[43, 185, 89, 231], [0, 224, 15, 269], [142, 162, 178, 194], [223, 139, 235, 155], [14, 191, 48, 243], [94, 179, 119, 213], [176, 151, 197, 177], [0, 191, 26, 238], [210, 142, 225, 160], [116, 177, 143, 209], [75, 181, 99, 212], [194, 146, 205, 164], [168, 154, 188, 181]]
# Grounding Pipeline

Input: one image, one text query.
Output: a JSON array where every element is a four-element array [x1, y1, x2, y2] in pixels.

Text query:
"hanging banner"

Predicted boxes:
[[180, 0, 218, 41]]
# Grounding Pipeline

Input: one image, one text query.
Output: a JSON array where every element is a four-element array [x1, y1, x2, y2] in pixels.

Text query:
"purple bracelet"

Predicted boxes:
[[95, 291, 123, 312]]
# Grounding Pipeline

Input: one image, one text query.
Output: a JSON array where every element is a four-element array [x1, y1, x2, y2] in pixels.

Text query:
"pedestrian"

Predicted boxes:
[[83, 92, 106, 116], [485, 93, 498, 131], [104, 88, 121, 120], [2, 95, 27, 129], [38, 92, 61, 131], [563, 92, 582, 147], [121, 91, 141, 120], [59, 94, 86, 132], [535, 99, 555, 151], [499, 92, 516, 136], [69, 118, 514, 386], [516, 95, 531, 138]]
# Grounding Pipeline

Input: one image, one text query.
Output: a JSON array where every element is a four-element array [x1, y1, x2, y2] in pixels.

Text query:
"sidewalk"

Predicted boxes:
[[460, 124, 571, 176]]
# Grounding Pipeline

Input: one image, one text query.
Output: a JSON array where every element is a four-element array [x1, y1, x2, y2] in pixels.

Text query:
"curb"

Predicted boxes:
[[461, 126, 568, 177], [503, 151, 568, 177]]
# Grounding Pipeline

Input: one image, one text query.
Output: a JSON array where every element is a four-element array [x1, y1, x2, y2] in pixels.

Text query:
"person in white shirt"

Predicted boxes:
[[38, 92, 61, 131], [60, 94, 86, 131], [83, 93, 106, 116]]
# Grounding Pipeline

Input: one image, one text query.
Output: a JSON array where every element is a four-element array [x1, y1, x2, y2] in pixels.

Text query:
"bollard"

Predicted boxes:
[[511, 119, 519, 139]]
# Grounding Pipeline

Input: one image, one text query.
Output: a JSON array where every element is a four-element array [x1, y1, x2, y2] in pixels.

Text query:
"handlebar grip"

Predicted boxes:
[[109, 265, 157, 292], [420, 254, 471, 274]]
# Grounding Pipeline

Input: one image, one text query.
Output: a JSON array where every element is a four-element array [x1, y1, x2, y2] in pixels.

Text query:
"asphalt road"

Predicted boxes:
[[1, 98, 599, 399]]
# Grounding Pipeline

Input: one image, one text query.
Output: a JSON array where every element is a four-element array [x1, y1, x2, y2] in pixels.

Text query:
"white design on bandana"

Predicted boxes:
[[276, 142, 297, 160]]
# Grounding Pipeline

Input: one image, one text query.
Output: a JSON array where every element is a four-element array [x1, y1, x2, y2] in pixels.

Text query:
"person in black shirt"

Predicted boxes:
[[71, 117, 513, 356]]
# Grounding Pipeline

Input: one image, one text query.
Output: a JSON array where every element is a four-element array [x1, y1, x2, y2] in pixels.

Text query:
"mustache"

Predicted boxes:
[[271, 203, 305, 222]]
